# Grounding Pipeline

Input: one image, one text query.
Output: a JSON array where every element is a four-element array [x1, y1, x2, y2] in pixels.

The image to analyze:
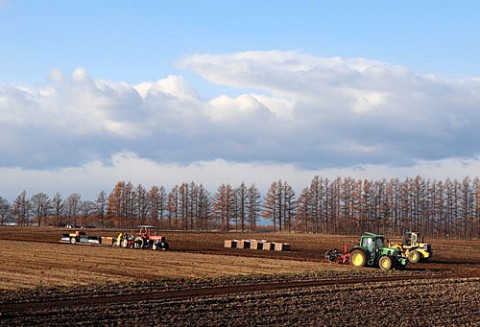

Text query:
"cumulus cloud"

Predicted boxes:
[[1, 51, 480, 174]]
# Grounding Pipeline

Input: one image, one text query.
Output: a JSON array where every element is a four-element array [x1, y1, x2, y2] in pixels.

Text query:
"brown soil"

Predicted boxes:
[[1, 227, 479, 326]]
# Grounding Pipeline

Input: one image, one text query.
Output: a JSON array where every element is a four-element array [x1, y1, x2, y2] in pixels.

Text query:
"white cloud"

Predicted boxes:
[[134, 75, 198, 100], [2, 152, 480, 201], [1, 50, 480, 176]]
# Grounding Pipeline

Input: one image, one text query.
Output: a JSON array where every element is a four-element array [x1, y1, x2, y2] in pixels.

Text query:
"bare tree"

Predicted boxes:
[[80, 200, 97, 227], [31, 193, 51, 226], [0, 197, 10, 226], [12, 191, 30, 226], [64, 193, 82, 227], [263, 181, 278, 231], [135, 184, 150, 226], [246, 184, 261, 231], [235, 183, 248, 232], [196, 184, 212, 230], [51, 193, 64, 227], [167, 185, 180, 229], [213, 184, 235, 231], [95, 191, 107, 227]]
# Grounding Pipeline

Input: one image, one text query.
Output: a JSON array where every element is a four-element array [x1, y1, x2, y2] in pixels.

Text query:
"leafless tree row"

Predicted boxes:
[[2, 176, 480, 238]]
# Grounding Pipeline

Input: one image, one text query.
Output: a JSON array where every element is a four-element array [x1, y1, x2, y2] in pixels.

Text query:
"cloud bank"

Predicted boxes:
[[2, 152, 480, 201], [1, 51, 480, 198]]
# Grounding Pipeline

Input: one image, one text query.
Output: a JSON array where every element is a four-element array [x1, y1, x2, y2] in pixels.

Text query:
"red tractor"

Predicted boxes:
[[131, 225, 169, 250]]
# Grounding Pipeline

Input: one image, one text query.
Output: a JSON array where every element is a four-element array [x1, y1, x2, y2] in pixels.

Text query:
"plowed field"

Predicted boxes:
[[1, 227, 479, 326]]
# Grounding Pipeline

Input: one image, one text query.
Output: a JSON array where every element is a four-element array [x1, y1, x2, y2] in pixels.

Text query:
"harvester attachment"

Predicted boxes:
[[325, 244, 350, 264]]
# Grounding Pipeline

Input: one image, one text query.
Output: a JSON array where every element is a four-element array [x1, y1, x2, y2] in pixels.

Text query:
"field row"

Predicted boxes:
[[2, 276, 479, 326]]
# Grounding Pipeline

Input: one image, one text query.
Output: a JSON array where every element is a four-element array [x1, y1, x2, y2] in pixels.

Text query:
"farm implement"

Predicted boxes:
[[60, 225, 169, 250], [60, 230, 102, 245], [324, 243, 350, 264], [325, 232, 408, 271], [118, 225, 170, 251], [391, 231, 432, 263]]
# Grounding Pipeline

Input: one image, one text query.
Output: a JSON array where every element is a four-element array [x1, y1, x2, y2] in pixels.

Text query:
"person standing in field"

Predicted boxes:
[[116, 232, 123, 246]]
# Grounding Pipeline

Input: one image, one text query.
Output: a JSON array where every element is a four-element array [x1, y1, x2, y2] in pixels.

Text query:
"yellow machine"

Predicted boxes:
[[392, 231, 432, 263]]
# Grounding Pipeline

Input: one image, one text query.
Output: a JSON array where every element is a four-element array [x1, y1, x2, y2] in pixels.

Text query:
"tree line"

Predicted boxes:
[[1, 176, 480, 239]]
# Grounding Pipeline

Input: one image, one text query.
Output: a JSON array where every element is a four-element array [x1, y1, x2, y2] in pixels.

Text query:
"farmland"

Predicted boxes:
[[1, 227, 480, 325]]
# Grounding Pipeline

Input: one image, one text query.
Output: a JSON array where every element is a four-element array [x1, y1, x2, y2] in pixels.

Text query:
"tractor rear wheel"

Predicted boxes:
[[379, 256, 393, 271], [162, 242, 170, 251], [350, 249, 367, 267], [133, 236, 144, 249], [408, 250, 421, 263]]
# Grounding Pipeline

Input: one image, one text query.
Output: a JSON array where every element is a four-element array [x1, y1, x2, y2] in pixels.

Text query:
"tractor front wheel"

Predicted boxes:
[[379, 256, 393, 271], [350, 249, 367, 267], [408, 250, 421, 263]]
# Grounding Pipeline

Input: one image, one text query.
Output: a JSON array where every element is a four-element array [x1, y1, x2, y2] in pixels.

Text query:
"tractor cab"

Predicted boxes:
[[139, 225, 155, 237], [402, 231, 418, 246], [357, 233, 388, 266], [360, 234, 385, 254]]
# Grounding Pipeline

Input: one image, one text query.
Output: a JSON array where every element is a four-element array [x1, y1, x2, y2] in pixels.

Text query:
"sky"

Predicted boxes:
[[1, 1, 480, 201]]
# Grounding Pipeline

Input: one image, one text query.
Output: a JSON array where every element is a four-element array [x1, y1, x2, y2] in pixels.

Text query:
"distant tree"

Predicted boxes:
[[12, 191, 30, 226], [213, 184, 235, 231], [64, 193, 82, 227], [474, 178, 480, 239], [167, 185, 180, 229], [135, 184, 150, 225], [246, 184, 261, 231], [148, 185, 167, 227], [235, 183, 248, 232], [459, 177, 475, 239], [263, 181, 279, 231], [294, 187, 310, 232], [31, 192, 51, 226], [196, 184, 212, 230], [178, 182, 190, 230], [282, 181, 296, 233], [51, 193, 64, 227], [263, 180, 295, 232], [0, 197, 10, 226], [107, 181, 136, 228], [95, 191, 108, 227], [80, 200, 97, 227]]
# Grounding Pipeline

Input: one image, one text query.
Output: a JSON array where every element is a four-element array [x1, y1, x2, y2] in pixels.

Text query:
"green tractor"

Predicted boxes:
[[350, 232, 408, 271]]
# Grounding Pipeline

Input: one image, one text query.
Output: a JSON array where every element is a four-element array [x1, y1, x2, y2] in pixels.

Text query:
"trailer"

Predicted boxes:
[[60, 230, 102, 245]]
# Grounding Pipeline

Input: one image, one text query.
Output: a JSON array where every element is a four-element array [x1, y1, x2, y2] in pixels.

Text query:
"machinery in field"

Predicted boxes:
[[325, 232, 408, 271], [350, 233, 407, 271], [391, 231, 432, 263], [60, 230, 102, 245], [127, 225, 169, 250], [324, 244, 350, 264]]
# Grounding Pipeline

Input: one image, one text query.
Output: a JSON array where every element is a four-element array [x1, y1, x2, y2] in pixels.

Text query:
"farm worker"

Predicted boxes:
[[116, 232, 123, 246]]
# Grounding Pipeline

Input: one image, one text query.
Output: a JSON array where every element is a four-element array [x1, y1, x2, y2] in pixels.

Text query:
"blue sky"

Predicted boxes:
[[3, 1, 480, 84], [1, 1, 480, 200]]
